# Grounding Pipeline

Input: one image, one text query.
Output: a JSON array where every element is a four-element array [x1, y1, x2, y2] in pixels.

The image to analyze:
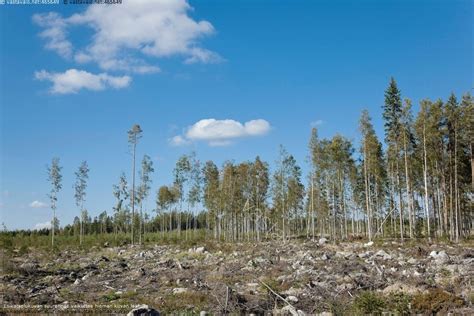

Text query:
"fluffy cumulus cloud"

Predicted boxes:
[[32, 0, 221, 74], [171, 119, 271, 146], [34, 221, 52, 230], [35, 69, 131, 94], [29, 200, 48, 208]]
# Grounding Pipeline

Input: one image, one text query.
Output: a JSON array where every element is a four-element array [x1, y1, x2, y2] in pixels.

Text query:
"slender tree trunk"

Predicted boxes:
[[375, 181, 380, 235], [449, 157, 454, 240], [340, 174, 347, 240], [80, 208, 83, 245], [332, 182, 337, 244], [139, 202, 143, 245], [454, 127, 459, 242], [471, 142, 474, 192], [256, 181, 260, 242], [311, 176, 315, 240], [403, 134, 414, 238], [281, 168, 286, 242], [422, 125, 431, 241], [389, 163, 396, 237], [51, 208, 55, 248], [396, 156, 404, 242], [363, 144, 372, 241], [131, 141, 136, 245], [351, 204, 355, 237]]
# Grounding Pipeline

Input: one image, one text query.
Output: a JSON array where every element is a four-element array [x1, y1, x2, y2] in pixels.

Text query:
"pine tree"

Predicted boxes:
[[127, 124, 143, 245], [382, 78, 405, 241]]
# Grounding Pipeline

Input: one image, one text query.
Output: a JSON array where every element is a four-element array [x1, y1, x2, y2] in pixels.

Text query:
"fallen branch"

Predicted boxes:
[[224, 286, 229, 313], [258, 279, 295, 309]]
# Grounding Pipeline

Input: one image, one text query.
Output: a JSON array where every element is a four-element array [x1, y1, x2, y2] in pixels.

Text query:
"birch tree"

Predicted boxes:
[[137, 155, 154, 244], [113, 172, 129, 238], [74, 161, 89, 245], [203, 161, 220, 238], [173, 154, 191, 236], [47, 157, 62, 248]]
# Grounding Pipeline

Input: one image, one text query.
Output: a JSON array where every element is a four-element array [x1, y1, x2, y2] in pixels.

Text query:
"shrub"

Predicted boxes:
[[412, 288, 464, 314], [386, 292, 411, 315], [354, 291, 386, 314]]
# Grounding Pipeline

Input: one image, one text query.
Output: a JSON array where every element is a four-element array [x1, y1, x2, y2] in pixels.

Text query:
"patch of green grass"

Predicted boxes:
[[46, 261, 81, 273], [59, 288, 87, 302], [18, 244, 29, 255], [113, 290, 142, 305], [0, 230, 219, 254], [1, 236, 14, 253], [159, 291, 210, 314], [101, 291, 121, 302]]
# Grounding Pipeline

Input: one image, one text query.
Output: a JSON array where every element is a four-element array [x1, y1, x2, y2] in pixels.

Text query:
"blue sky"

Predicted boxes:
[[0, 0, 472, 230]]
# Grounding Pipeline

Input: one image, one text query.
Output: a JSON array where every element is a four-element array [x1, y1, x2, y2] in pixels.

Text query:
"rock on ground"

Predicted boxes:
[[127, 305, 160, 316]]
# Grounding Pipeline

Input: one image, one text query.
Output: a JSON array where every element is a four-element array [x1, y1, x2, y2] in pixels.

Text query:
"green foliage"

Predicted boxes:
[[0, 230, 213, 253], [383, 77, 402, 144], [47, 157, 63, 211], [5, 79, 473, 251], [386, 292, 412, 315], [2, 235, 14, 253], [101, 291, 120, 302], [18, 244, 29, 255], [412, 288, 464, 314], [326, 297, 353, 315], [354, 291, 386, 314]]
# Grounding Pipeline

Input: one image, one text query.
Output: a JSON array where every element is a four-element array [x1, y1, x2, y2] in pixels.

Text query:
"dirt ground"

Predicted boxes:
[[1, 239, 473, 315]]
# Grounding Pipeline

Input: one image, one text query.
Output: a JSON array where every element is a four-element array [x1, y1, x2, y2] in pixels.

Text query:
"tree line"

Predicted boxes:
[[41, 78, 472, 246]]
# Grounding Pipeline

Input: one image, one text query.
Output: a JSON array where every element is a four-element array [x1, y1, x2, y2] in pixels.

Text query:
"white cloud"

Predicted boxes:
[[34, 221, 52, 230], [33, 0, 221, 73], [32, 12, 73, 59], [172, 118, 271, 146], [169, 135, 191, 146], [310, 120, 324, 127], [29, 200, 48, 208], [35, 69, 131, 94], [184, 47, 223, 65]]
